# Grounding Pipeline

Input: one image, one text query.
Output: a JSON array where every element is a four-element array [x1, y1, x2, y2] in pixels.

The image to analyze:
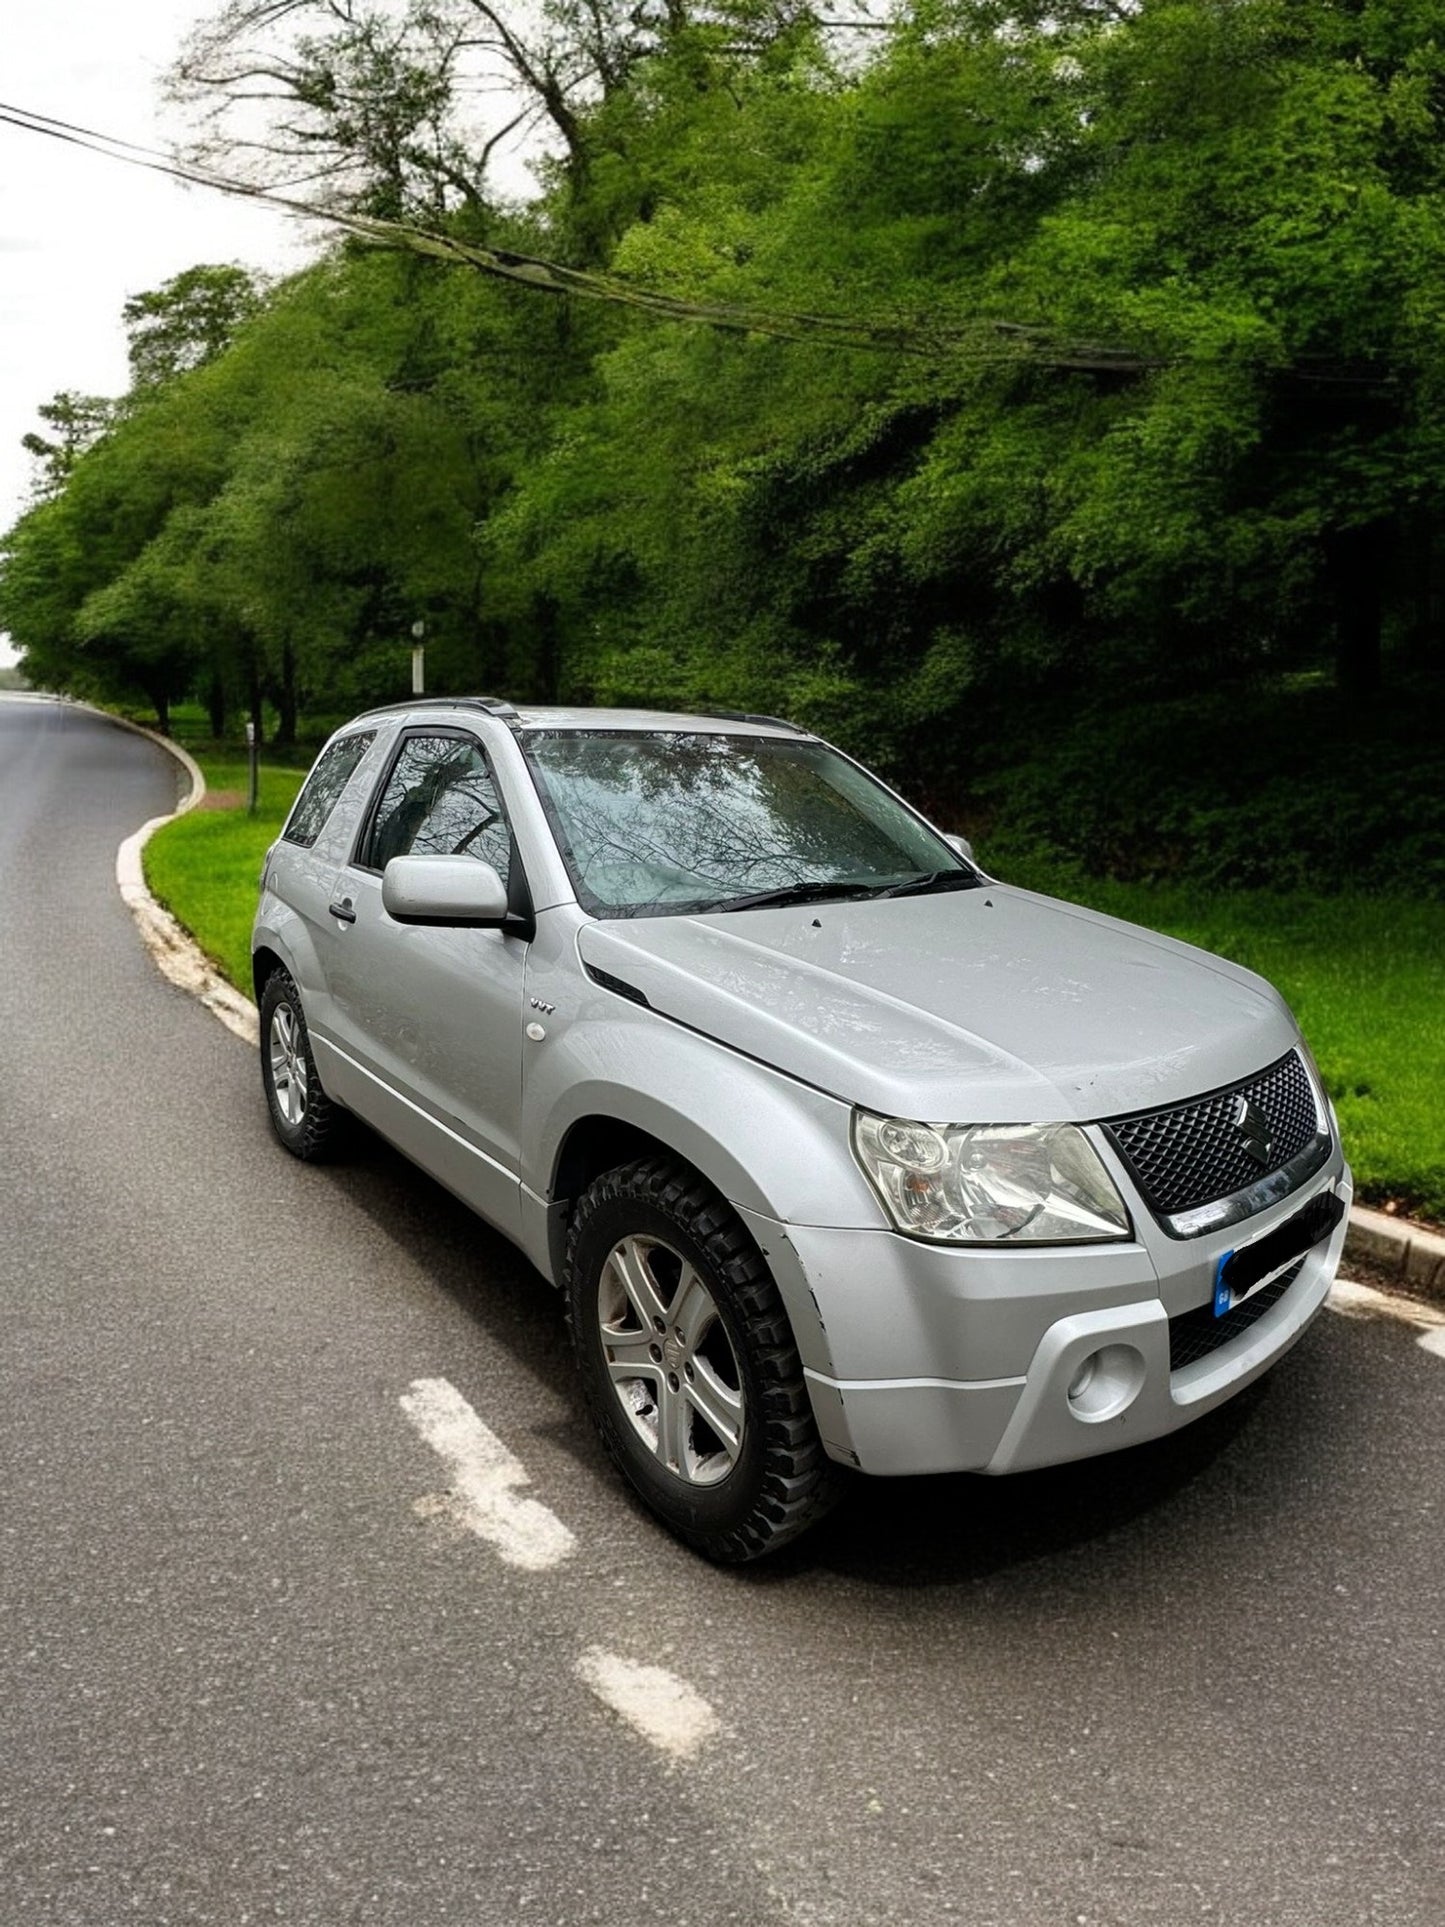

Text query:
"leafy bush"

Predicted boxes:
[[955, 675, 1445, 897]]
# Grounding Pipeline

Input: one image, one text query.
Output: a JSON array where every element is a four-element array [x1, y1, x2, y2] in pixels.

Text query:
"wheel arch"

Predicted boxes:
[[532, 1059, 879, 1391], [546, 1113, 714, 1286], [252, 942, 287, 1007]]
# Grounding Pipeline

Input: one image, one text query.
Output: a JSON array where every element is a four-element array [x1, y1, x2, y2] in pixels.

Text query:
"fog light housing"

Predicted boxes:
[[1066, 1345, 1146, 1422], [1067, 1355, 1098, 1401]]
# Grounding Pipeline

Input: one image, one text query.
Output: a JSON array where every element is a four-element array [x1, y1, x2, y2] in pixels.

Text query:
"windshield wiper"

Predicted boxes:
[[710, 870, 983, 913], [709, 880, 885, 913], [877, 869, 984, 899]]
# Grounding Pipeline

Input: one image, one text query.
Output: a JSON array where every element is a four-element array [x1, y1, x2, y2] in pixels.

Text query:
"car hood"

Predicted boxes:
[[575, 884, 1298, 1123]]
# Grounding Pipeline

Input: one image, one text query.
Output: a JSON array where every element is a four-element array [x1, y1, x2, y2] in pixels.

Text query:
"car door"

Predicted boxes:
[[316, 726, 528, 1240]]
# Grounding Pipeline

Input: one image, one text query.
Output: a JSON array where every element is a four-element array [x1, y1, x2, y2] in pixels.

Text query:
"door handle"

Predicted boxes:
[[328, 899, 357, 924]]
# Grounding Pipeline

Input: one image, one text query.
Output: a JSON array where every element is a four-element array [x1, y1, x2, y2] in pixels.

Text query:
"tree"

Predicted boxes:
[[21, 392, 115, 497], [168, 0, 855, 218], [489, 0, 1445, 747], [9, 0, 1445, 770], [123, 264, 266, 390], [169, 0, 623, 213]]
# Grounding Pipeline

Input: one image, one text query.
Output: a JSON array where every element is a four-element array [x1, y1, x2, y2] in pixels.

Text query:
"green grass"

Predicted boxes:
[[143, 754, 304, 995], [143, 759, 1445, 1221]]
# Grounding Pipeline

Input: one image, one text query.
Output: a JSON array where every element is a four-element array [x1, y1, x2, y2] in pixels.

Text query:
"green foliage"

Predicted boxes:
[[4, 0, 1444, 844], [962, 677, 1445, 896], [20, 392, 115, 498], [124, 265, 266, 390]]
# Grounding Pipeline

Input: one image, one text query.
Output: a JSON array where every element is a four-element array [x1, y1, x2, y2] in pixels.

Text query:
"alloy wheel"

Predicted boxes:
[[596, 1234, 745, 1485], [268, 1003, 308, 1129]]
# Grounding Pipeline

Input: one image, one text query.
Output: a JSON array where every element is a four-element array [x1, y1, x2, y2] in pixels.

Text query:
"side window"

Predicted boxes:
[[362, 732, 512, 886], [282, 731, 376, 849]]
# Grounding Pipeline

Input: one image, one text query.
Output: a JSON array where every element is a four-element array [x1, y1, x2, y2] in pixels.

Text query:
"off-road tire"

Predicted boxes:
[[259, 968, 344, 1162], [566, 1156, 845, 1562]]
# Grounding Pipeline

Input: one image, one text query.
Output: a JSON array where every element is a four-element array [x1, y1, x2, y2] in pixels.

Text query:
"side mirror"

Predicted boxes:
[[943, 832, 976, 863], [382, 855, 509, 927]]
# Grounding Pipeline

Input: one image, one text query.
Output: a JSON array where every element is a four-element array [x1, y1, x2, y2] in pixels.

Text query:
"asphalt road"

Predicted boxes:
[[2, 695, 1441, 1927]]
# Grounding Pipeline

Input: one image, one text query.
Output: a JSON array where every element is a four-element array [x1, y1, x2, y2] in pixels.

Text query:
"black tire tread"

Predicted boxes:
[[259, 967, 344, 1162], [565, 1156, 844, 1562]]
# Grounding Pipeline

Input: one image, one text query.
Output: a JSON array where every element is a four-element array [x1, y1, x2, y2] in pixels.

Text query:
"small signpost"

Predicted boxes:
[[411, 619, 426, 695]]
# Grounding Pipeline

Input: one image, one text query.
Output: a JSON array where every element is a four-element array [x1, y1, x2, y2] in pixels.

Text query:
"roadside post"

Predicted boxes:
[[245, 718, 258, 815], [411, 619, 426, 695]]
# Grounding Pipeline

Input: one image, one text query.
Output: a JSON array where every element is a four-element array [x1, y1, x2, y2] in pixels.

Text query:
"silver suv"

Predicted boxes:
[[253, 699, 1351, 1560]]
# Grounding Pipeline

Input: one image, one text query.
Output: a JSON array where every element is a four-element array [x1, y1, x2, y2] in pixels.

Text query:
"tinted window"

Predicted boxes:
[[282, 731, 376, 849], [523, 732, 961, 916], [363, 732, 512, 885]]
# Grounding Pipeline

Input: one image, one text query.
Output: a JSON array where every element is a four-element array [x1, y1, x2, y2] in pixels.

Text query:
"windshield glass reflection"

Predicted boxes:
[[523, 731, 970, 917]]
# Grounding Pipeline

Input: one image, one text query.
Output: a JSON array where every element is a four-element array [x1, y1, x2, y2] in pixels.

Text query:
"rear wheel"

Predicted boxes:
[[259, 968, 342, 1161], [566, 1157, 844, 1562]]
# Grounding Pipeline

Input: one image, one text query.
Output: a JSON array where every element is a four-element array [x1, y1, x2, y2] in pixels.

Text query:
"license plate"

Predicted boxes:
[[1213, 1189, 1346, 1318]]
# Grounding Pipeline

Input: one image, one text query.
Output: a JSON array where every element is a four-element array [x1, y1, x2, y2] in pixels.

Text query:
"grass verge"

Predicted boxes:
[[143, 754, 304, 995], [142, 757, 1445, 1220]]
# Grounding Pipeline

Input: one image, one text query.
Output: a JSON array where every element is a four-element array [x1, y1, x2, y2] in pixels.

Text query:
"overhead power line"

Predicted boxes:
[[0, 97, 1141, 364], [0, 99, 977, 355], [0, 100, 1396, 387]]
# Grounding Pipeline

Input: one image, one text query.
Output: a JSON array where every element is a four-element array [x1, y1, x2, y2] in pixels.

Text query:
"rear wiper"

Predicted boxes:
[[878, 869, 984, 899], [710, 880, 884, 913]]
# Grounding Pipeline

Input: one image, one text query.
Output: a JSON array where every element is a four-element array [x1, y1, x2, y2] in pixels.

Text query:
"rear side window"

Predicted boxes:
[[281, 731, 376, 848]]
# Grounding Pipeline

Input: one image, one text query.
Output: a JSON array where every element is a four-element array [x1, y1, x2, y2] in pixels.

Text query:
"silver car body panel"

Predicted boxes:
[[574, 889, 1298, 1124], [253, 702, 1352, 1483], [312, 867, 527, 1242]]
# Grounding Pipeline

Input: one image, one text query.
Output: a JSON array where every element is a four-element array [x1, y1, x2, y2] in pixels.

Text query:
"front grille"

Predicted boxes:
[[1104, 1050, 1320, 1217], [1168, 1259, 1304, 1372]]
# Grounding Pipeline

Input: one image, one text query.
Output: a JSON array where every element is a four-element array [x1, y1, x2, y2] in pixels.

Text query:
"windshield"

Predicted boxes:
[[522, 731, 975, 917]]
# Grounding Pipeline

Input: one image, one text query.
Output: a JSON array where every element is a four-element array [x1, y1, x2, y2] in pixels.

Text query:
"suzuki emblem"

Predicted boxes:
[[1233, 1095, 1274, 1168]]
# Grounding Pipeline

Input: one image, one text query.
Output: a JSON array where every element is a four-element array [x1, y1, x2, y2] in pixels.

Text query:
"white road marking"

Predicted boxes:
[[1329, 1278, 1445, 1337], [400, 1377, 575, 1572], [574, 1647, 720, 1761]]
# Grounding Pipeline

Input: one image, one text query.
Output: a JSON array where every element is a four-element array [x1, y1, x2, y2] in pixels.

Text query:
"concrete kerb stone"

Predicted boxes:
[[82, 691, 1442, 1301], [102, 706, 262, 1050], [1344, 1205, 1445, 1307]]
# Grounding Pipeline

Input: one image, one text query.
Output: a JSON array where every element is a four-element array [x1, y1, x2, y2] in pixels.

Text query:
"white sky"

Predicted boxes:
[[0, 0, 312, 664]]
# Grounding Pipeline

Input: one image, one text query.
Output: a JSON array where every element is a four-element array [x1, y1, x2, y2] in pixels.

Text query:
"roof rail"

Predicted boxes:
[[702, 708, 808, 735], [354, 694, 520, 722]]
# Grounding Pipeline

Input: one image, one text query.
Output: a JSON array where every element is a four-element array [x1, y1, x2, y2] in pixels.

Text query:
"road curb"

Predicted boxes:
[[102, 708, 262, 1049], [1343, 1205, 1445, 1307]]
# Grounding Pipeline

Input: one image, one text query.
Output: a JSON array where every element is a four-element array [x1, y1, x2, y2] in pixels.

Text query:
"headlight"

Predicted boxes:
[[852, 1112, 1132, 1244]]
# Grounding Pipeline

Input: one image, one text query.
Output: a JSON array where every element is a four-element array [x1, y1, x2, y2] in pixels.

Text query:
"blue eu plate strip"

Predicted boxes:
[[1213, 1253, 1235, 1319]]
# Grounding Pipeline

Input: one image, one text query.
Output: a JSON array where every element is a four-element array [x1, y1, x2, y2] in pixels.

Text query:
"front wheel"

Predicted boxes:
[[565, 1158, 844, 1562], [259, 968, 343, 1161]]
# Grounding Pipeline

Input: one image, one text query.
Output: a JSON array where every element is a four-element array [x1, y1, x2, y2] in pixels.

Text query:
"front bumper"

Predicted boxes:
[[745, 1151, 1352, 1478]]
